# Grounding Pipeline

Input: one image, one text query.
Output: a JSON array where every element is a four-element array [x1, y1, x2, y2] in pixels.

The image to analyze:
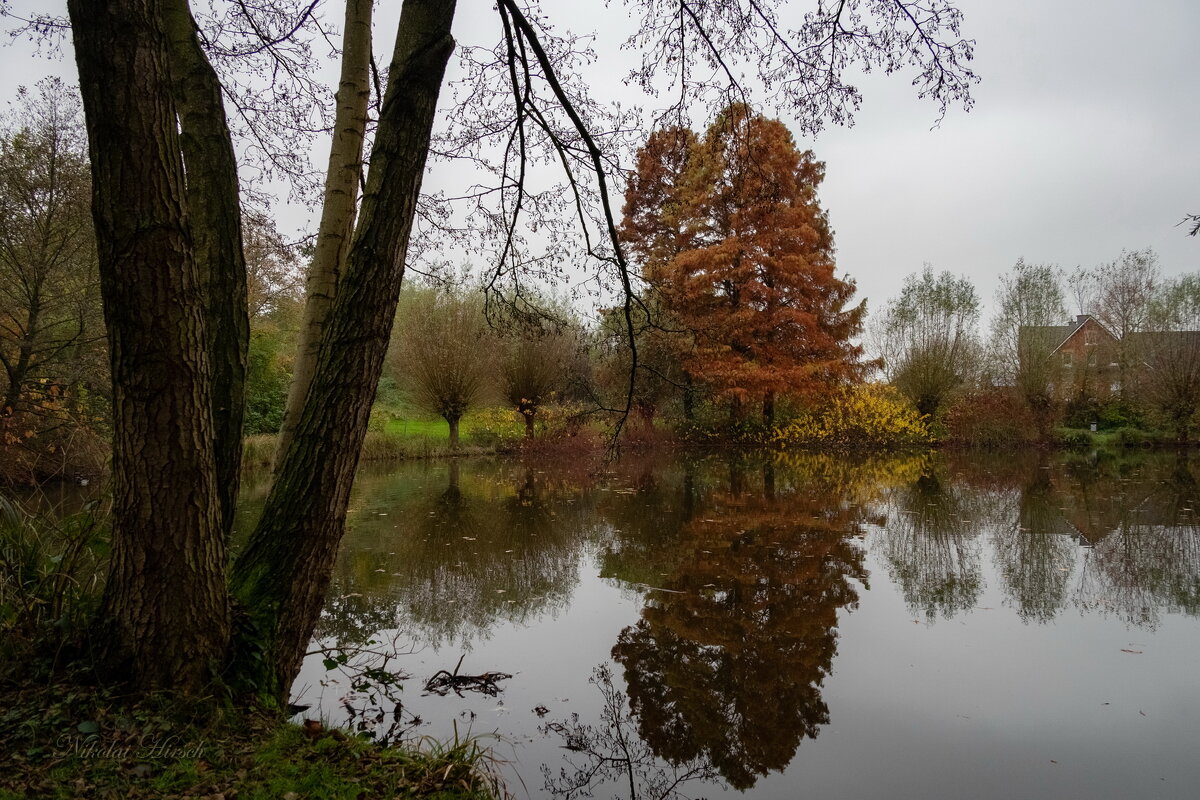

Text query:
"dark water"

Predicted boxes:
[[271, 450, 1200, 799]]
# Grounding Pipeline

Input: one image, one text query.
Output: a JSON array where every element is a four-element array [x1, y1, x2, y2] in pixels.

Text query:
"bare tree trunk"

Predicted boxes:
[[447, 414, 460, 448], [231, 0, 457, 701], [275, 0, 373, 471], [68, 0, 230, 691], [682, 372, 695, 421], [2, 296, 39, 414], [162, 0, 249, 537]]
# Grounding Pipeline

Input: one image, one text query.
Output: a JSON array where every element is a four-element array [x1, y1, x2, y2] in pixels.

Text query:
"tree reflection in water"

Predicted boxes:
[[875, 450, 1200, 628], [284, 448, 1200, 775], [541, 664, 720, 800], [313, 459, 598, 648], [604, 454, 887, 791], [1069, 452, 1200, 627], [991, 459, 1077, 623], [877, 464, 984, 621]]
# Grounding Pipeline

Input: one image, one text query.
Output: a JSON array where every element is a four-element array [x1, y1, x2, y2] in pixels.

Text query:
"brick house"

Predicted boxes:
[[1020, 314, 1120, 402]]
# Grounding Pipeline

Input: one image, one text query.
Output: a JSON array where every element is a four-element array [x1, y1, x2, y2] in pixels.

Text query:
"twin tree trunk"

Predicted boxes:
[[69, 0, 457, 698], [69, 0, 233, 690]]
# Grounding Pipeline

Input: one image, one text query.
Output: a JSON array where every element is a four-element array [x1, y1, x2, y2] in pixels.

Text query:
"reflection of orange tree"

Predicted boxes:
[[607, 456, 869, 790]]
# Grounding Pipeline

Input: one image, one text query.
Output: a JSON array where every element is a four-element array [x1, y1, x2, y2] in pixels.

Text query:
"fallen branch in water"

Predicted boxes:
[[424, 654, 512, 697]]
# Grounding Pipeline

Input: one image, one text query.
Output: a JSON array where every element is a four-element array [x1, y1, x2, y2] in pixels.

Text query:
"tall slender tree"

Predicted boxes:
[[990, 258, 1067, 424], [274, 0, 373, 471], [0, 78, 100, 417], [1089, 248, 1161, 397]]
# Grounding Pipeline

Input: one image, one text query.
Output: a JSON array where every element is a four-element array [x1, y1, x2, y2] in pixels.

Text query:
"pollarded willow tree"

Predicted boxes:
[[623, 104, 868, 425], [501, 325, 577, 437], [877, 264, 980, 418], [391, 287, 492, 448], [57, 0, 978, 700]]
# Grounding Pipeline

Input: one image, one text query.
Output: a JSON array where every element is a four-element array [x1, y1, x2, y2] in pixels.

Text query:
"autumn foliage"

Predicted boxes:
[[621, 105, 867, 424]]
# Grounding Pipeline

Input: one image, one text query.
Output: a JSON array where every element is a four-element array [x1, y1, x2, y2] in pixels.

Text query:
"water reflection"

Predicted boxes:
[[283, 448, 1200, 797], [540, 664, 720, 800], [312, 459, 599, 649], [878, 463, 984, 621], [873, 450, 1200, 628], [604, 455, 892, 790], [992, 461, 1077, 623]]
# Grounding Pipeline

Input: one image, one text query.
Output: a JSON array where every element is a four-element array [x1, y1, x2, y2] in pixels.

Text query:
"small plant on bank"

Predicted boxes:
[[942, 388, 1040, 448], [0, 496, 107, 668], [772, 384, 932, 449]]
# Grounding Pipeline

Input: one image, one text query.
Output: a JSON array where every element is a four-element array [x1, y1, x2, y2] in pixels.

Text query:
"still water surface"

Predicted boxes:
[[244, 450, 1200, 799]]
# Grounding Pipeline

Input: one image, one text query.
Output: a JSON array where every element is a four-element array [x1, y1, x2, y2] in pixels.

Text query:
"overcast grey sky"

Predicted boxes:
[[3, 0, 1197, 326]]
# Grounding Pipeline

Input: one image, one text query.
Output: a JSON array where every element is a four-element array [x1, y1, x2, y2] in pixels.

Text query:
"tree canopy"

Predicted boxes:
[[622, 104, 867, 423], [877, 264, 980, 418]]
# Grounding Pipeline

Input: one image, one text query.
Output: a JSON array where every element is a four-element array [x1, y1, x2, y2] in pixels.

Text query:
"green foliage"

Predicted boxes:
[[1097, 401, 1145, 431], [772, 384, 931, 449], [1109, 426, 1157, 447], [244, 328, 292, 435], [876, 264, 981, 418], [458, 406, 524, 447], [0, 497, 107, 666]]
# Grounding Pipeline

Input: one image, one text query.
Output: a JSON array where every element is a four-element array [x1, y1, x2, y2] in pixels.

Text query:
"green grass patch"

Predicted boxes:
[[383, 418, 450, 438], [1053, 425, 1170, 450], [241, 407, 525, 470]]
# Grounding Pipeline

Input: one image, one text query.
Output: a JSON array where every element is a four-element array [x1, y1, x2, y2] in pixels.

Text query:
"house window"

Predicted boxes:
[[1061, 352, 1073, 368]]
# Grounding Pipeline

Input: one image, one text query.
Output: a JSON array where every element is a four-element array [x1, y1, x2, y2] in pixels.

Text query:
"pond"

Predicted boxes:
[[244, 449, 1200, 799]]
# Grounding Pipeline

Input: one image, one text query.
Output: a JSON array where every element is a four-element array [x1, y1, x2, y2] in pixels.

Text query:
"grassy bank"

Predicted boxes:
[[1, 494, 506, 800], [0, 682, 504, 800], [242, 432, 502, 470], [240, 410, 521, 470]]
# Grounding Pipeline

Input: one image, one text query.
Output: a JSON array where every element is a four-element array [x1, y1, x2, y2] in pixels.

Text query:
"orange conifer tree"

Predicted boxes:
[[623, 105, 867, 425]]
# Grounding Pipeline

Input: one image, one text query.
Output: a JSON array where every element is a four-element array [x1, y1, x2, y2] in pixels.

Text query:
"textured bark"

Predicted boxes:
[[447, 415, 460, 448], [231, 0, 457, 700], [275, 0, 373, 471], [68, 0, 229, 691], [162, 0, 249, 537]]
